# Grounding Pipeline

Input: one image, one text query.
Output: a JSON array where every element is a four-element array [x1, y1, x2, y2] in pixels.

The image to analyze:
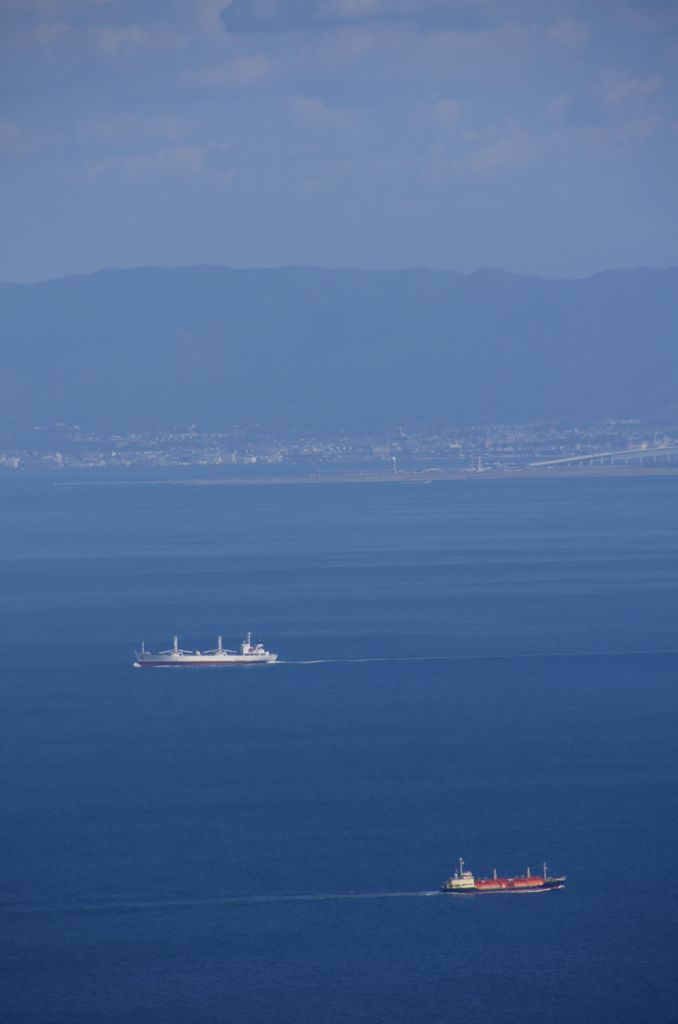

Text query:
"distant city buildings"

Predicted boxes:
[[1, 420, 678, 473]]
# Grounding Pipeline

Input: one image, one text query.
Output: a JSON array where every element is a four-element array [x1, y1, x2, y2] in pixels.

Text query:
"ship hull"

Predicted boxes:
[[441, 879, 565, 894], [134, 654, 278, 667]]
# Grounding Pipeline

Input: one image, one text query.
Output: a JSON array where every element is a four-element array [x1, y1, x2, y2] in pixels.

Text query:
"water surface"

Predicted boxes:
[[2, 476, 677, 1023]]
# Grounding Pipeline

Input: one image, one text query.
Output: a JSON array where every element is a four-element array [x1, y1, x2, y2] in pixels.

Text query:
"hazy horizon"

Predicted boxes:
[[2, 0, 677, 283], [2, 264, 677, 435], [4, 258, 678, 288]]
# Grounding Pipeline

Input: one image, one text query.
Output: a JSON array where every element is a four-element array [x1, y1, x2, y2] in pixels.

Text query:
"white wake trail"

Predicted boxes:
[[1, 890, 441, 915]]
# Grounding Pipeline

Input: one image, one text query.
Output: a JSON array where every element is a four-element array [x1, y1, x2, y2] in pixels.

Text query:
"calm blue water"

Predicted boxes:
[[2, 476, 677, 1023]]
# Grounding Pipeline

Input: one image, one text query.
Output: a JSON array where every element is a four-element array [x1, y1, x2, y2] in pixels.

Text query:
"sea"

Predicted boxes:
[[2, 473, 677, 1024]]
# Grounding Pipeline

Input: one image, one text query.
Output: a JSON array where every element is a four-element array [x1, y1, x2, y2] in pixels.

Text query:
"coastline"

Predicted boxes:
[[53, 465, 678, 486]]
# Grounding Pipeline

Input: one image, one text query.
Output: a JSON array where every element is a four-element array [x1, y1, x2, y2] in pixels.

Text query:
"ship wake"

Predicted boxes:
[[1, 890, 441, 915]]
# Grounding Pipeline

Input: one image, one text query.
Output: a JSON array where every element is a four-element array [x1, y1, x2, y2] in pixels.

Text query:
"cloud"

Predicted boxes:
[[85, 145, 205, 182], [6, 12, 183, 57], [82, 144, 238, 189], [183, 0, 233, 32], [450, 120, 534, 179], [90, 24, 151, 54], [23, 19, 71, 47], [88, 23, 185, 55], [219, 0, 312, 33], [184, 54, 273, 87], [318, 0, 436, 20], [543, 94, 571, 124], [218, 0, 497, 33], [617, 115, 667, 142], [600, 70, 662, 105], [288, 94, 361, 128], [431, 99, 463, 126], [79, 114, 187, 148], [0, 118, 21, 150], [547, 18, 589, 49], [419, 115, 536, 187], [0, 0, 65, 12]]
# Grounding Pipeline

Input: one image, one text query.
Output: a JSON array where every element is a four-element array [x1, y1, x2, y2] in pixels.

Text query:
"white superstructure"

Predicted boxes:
[[442, 857, 476, 890], [134, 632, 278, 667]]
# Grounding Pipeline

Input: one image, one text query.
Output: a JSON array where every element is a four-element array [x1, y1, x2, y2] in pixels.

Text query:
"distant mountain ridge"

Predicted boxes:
[[1, 264, 676, 433]]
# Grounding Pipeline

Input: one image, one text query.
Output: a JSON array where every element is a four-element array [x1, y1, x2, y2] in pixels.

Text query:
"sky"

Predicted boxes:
[[1, 0, 677, 282]]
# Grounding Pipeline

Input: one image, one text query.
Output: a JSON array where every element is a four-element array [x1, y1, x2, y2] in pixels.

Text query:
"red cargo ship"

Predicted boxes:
[[441, 857, 565, 893]]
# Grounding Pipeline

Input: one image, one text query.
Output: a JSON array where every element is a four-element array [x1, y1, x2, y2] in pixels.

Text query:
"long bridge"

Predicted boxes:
[[529, 445, 678, 468]]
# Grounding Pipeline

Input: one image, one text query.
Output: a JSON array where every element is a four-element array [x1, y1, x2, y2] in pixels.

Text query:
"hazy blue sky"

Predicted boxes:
[[2, 0, 677, 281]]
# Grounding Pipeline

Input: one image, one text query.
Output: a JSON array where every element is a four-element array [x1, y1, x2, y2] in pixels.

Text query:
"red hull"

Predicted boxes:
[[475, 877, 547, 891]]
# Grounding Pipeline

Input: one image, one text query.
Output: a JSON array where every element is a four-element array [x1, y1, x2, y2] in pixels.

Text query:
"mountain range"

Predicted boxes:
[[1, 265, 676, 434]]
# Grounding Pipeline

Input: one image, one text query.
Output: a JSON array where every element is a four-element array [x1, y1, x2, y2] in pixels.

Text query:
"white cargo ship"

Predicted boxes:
[[134, 632, 278, 667]]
